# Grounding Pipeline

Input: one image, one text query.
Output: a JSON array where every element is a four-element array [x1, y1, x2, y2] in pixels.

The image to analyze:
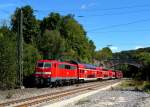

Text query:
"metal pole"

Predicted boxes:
[[20, 9, 24, 88], [17, 9, 24, 89]]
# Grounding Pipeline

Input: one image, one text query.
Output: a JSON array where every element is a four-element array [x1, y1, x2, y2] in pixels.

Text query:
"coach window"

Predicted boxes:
[[65, 65, 70, 69], [80, 70, 84, 73], [70, 66, 76, 70], [58, 64, 65, 69], [44, 63, 51, 68]]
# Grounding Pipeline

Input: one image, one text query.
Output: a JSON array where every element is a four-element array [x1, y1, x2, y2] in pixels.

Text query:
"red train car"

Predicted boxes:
[[108, 69, 113, 79], [108, 69, 118, 79], [96, 67, 103, 80], [101, 68, 109, 79], [112, 70, 116, 79], [77, 63, 98, 82], [33, 60, 78, 86], [115, 70, 123, 79]]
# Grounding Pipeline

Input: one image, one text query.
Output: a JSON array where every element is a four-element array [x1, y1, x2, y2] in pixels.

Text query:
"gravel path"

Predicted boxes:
[[64, 90, 150, 107]]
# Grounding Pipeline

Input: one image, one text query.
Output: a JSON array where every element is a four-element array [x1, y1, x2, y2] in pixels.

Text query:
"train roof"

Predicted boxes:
[[68, 60, 97, 69], [37, 59, 76, 66], [83, 64, 97, 70], [37, 59, 58, 62]]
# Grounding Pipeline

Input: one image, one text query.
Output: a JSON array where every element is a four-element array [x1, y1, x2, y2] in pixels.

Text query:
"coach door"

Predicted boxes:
[[79, 69, 84, 79], [52, 63, 58, 81]]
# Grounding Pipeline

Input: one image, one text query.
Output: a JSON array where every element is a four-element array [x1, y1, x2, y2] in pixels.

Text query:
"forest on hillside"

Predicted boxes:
[[0, 5, 149, 89]]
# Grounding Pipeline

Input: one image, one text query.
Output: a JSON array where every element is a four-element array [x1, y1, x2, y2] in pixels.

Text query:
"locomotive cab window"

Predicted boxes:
[[44, 63, 51, 68], [37, 62, 51, 68], [37, 62, 43, 67]]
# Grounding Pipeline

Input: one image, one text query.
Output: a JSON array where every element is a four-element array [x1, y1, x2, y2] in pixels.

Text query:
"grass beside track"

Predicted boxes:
[[118, 79, 150, 94]]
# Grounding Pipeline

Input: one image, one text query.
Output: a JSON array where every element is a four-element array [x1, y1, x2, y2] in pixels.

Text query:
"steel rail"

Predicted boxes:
[[0, 80, 120, 107]]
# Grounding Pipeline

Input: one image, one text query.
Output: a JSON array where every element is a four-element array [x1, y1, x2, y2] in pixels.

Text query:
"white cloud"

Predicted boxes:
[[110, 46, 119, 52], [80, 2, 96, 10], [81, 4, 86, 9], [135, 46, 143, 50]]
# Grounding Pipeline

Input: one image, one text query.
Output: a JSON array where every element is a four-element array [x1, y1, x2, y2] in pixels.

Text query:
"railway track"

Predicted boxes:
[[0, 80, 121, 107]]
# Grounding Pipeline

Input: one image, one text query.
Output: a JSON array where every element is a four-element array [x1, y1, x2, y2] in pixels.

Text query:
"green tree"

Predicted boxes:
[[0, 27, 17, 89], [23, 44, 42, 77], [89, 40, 96, 63], [95, 47, 112, 61], [39, 30, 65, 59], [40, 13, 95, 63], [60, 15, 94, 62], [136, 52, 150, 81], [11, 5, 40, 44], [40, 12, 62, 32]]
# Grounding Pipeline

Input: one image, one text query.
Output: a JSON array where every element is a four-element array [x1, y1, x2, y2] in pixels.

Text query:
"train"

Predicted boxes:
[[33, 60, 123, 87]]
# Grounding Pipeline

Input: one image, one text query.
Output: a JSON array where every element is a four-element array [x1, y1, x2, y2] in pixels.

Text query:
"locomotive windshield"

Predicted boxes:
[[37, 62, 51, 68]]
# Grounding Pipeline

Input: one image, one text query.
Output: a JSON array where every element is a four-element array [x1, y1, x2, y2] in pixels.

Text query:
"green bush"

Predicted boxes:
[[0, 29, 17, 89], [142, 81, 150, 92]]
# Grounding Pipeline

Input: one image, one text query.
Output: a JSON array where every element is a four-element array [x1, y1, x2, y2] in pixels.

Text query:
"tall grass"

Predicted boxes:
[[120, 80, 150, 93]]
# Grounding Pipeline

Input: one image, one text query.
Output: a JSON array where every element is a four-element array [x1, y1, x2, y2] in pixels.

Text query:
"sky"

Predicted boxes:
[[0, 0, 150, 52]]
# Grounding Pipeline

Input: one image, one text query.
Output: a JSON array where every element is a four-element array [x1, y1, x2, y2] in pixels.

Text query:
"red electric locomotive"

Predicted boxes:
[[33, 60, 78, 86]]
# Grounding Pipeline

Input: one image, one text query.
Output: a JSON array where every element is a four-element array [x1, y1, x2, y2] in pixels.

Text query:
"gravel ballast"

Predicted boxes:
[[0, 80, 116, 103], [0, 83, 93, 103], [64, 90, 150, 107]]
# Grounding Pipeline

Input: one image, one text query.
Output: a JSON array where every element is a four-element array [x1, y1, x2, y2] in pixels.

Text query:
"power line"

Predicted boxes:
[[1, 2, 150, 33], [86, 4, 150, 12], [34, 8, 150, 18], [88, 18, 150, 32], [76, 9, 150, 18], [89, 29, 150, 33], [0, 2, 150, 15], [1, 3, 150, 18], [33, 3, 150, 14], [98, 43, 150, 46]]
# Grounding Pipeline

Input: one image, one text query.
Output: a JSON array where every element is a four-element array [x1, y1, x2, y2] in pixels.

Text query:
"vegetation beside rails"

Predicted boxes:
[[119, 79, 150, 94], [75, 98, 91, 105]]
